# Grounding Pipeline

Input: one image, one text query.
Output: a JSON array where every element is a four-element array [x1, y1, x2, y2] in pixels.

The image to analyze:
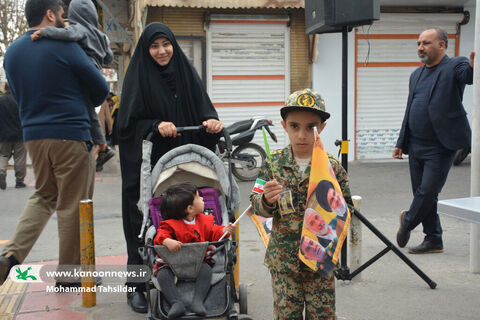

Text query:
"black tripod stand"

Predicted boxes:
[[333, 26, 436, 289]]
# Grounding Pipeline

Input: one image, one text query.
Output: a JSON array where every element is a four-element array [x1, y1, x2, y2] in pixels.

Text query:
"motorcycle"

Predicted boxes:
[[217, 116, 277, 181]]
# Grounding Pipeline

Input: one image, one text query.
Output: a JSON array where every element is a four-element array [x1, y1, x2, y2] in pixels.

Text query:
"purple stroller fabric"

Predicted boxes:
[[149, 188, 223, 229], [149, 196, 163, 229]]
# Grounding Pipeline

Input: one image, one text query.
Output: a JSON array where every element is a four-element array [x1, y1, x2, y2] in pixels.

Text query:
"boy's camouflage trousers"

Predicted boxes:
[[270, 269, 335, 320]]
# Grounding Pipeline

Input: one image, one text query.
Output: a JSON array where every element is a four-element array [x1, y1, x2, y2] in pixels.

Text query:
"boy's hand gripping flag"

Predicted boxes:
[[298, 130, 351, 275]]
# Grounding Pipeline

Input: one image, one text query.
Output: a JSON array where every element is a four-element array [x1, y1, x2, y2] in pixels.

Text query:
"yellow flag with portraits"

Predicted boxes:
[[299, 132, 351, 275]]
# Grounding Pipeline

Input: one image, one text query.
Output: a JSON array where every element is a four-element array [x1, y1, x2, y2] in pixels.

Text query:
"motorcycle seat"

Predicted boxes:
[[226, 119, 253, 135]]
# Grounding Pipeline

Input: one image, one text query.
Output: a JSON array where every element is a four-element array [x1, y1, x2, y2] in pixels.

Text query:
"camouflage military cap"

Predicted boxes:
[[280, 88, 330, 121]]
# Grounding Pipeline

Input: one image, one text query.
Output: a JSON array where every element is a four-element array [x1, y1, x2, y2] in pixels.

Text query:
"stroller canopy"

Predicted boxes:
[[138, 143, 240, 236]]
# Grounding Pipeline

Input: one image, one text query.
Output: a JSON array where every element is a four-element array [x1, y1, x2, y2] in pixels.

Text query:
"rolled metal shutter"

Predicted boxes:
[[355, 13, 463, 159], [207, 15, 290, 150]]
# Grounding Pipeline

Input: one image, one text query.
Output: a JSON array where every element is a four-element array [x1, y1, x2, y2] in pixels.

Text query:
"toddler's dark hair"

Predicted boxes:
[[160, 182, 198, 220]]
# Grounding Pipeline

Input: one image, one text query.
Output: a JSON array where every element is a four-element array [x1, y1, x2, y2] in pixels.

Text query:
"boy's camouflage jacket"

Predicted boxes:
[[249, 145, 353, 274]]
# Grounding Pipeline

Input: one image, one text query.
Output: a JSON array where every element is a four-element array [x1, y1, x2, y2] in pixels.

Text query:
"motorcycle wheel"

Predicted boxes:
[[231, 143, 266, 181], [453, 147, 470, 166]]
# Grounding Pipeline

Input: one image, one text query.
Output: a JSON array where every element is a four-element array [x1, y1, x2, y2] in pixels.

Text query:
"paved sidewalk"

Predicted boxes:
[[0, 255, 139, 320], [1, 157, 479, 319]]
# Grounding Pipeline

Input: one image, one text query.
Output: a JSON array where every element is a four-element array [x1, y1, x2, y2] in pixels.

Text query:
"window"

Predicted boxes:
[[177, 37, 205, 83]]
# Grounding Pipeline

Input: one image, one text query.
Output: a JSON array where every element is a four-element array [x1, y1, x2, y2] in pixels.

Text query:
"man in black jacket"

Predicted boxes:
[[393, 27, 474, 254], [0, 82, 26, 190]]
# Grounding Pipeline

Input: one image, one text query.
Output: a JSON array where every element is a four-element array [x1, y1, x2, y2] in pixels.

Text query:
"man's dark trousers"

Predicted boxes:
[[403, 141, 456, 244]]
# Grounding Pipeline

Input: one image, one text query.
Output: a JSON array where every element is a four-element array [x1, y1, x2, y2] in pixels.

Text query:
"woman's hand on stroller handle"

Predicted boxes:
[[157, 121, 180, 138], [148, 121, 230, 148], [222, 223, 236, 236], [163, 238, 183, 252], [202, 119, 223, 134], [156, 120, 222, 137]]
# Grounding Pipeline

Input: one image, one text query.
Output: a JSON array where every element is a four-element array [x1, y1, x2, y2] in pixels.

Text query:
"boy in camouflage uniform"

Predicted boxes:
[[249, 88, 353, 320]]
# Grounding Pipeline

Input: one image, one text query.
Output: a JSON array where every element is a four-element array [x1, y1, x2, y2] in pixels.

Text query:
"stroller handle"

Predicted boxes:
[[146, 125, 233, 153], [177, 125, 205, 133]]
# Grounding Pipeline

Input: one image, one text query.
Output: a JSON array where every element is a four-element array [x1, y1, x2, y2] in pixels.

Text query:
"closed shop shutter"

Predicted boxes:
[[207, 15, 290, 150], [355, 13, 463, 159]]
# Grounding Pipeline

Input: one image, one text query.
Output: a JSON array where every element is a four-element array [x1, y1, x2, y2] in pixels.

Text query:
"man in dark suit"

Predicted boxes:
[[393, 27, 474, 254]]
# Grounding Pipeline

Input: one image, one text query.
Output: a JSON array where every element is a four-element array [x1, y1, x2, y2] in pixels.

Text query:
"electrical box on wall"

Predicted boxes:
[[305, 0, 380, 34]]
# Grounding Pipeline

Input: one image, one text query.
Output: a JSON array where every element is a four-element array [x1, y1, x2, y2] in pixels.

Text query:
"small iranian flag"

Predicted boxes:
[[252, 178, 266, 194]]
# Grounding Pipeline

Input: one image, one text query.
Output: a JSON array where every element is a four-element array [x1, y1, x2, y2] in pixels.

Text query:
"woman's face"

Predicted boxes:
[[149, 37, 173, 66]]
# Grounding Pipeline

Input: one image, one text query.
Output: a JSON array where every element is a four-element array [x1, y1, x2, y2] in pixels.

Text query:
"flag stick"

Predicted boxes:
[[219, 205, 252, 241], [262, 127, 274, 176]]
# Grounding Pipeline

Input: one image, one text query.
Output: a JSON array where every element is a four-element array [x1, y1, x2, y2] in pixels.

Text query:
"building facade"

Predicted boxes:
[[312, 0, 476, 160], [131, 0, 310, 150]]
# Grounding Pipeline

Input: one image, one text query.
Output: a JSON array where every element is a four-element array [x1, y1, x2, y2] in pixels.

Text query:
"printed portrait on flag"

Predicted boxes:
[[299, 134, 350, 275], [250, 215, 272, 248]]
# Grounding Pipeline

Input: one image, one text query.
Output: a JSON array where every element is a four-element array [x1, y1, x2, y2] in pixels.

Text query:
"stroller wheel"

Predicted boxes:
[[228, 309, 239, 320], [238, 284, 248, 315]]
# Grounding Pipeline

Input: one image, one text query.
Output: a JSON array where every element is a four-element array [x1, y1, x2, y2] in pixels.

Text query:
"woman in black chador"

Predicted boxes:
[[117, 22, 223, 313]]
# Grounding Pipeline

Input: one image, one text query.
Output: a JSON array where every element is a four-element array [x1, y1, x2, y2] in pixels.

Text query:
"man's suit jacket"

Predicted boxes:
[[396, 55, 473, 154]]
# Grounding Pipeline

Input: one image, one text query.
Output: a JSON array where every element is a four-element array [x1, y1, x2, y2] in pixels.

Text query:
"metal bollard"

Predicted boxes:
[[350, 195, 362, 281], [79, 199, 96, 307]]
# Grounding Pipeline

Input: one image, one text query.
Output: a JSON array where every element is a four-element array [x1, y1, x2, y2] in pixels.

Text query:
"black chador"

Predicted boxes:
[[117, 22, 219, 291]]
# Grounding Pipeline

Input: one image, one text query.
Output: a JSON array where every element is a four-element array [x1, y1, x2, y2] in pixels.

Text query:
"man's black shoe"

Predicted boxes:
[[0, 171, 6, 190], [15, 182, 26, 188], [0, 256, 10, 286], [96, 147, 116, 172], [396, 210, 411, 248], [408, 241, 444, 254], [127, 291, 148, 313], [0, 254, 18, 286]]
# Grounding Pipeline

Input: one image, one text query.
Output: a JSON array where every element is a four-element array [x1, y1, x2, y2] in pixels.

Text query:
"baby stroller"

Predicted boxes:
[[137, 126, 252, 320]]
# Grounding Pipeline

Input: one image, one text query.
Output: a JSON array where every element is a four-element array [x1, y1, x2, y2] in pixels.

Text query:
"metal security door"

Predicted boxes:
[[207, 15, 290, 150]]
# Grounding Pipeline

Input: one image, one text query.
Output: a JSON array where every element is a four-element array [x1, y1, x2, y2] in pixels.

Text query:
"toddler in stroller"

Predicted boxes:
[[138, 139, 249, 319], [153, 182, 236, 319]]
